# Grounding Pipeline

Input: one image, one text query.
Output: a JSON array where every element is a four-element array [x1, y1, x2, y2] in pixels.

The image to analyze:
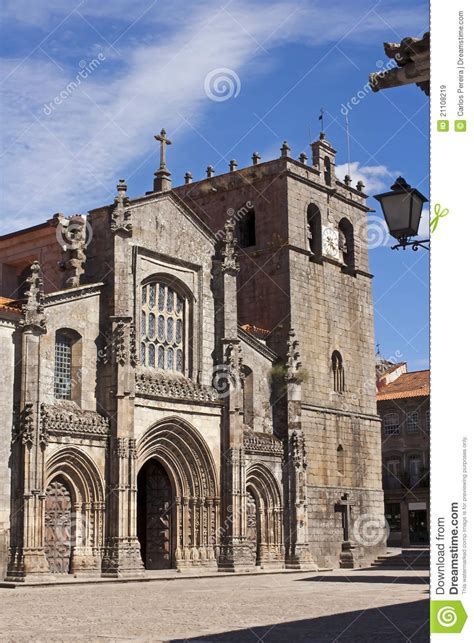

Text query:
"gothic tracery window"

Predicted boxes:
[[140, 282, 185, 373], [331, 350, 345, 393]]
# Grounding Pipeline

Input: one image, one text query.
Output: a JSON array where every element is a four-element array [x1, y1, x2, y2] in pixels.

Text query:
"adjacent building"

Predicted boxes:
[[377, 362, 430, 547]]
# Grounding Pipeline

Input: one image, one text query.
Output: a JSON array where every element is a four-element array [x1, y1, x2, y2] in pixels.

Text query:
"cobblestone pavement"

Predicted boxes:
[[0, 568, 429, 642]]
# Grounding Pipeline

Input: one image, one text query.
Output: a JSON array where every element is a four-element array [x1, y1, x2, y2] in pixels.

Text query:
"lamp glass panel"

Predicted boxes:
[[381, 192, 411, 235], [409, 193, 423, 236]]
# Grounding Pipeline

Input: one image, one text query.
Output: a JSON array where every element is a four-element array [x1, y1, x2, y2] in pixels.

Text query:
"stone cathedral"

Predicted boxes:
[[0, 131, 386, 582]]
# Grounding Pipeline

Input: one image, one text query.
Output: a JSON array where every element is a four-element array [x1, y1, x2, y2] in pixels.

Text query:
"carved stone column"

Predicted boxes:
[[101, 181, 143, 577], [6, 262, 51, 581], [284, 329, 313, 569], [213, 217, 254, 571]]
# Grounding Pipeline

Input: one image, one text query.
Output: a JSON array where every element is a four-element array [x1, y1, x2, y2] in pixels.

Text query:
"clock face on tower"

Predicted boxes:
[[322, 226, 339, 259]]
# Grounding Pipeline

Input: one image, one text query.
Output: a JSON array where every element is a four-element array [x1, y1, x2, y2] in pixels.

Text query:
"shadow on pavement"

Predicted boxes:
[[171, 599, 429, 642], [297, 574, 429, 585]]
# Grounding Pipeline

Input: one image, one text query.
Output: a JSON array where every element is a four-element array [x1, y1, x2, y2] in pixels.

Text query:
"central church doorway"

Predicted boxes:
[[137, 459, 173, 569]]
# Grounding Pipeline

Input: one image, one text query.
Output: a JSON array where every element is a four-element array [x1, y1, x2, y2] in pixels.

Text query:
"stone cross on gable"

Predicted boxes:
[[154, 128, 172, 169], [153, 128, 172, 192], [335, 492, 353, 543]]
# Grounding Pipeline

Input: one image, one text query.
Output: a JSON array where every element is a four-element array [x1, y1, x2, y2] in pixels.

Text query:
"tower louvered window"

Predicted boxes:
[[140, 282, 184, 373]]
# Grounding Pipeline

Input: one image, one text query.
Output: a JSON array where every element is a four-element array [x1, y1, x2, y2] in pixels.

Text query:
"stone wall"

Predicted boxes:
[[239, 333, 275, 434], [0, 225, 64, 296], [174, 161, 292, 357], [176, 153, 385, 568], [40, 285, 102, 409]]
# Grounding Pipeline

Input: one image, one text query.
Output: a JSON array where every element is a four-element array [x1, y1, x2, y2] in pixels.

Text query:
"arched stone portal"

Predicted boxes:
[[44, 448, 105, 575], [246, 464, 284, 568], [136, 417, 219, 569]]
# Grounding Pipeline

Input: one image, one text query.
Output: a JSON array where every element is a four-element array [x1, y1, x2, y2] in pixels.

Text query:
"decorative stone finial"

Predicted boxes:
[[229, 159, 238, 172], [111, 179, 132, 235], [252, 152, 261, 166], [153, 128, 172, 192], [20, 261, 46, 332], [206, 165, 215, 178], [280, 141, 291, 158], [285, 328, 302, 382], [221, 216, 239, 274], [356, 180, 365, 192], [223, 340, 244, 389], [290, 429, 307, 469], [344, 174, 352, 186], [184, 171, 193, 185], [299, 152, 308, 165]]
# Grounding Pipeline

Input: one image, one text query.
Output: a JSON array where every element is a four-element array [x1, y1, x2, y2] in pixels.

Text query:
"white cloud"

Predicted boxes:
[[418, 206, 430, 238], [335, 161, 399, 193], [0, 0, 428, 233]]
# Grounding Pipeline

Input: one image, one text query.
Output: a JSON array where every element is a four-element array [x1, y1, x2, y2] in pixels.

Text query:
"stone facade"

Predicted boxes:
[[0, 133, 386, 581]]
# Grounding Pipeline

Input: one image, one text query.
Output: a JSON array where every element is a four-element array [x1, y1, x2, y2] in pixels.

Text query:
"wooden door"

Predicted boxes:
[[138, 460, 173, 569], [44, 479, 72, 574], [246, 491, 258, 564]]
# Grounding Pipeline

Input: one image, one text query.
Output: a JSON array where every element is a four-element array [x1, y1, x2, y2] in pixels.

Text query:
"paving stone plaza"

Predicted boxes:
[[0, 565, 428, 641]]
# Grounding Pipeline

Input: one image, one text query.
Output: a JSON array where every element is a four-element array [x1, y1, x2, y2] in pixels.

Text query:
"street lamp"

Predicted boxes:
[[373, 177, 429, 251]]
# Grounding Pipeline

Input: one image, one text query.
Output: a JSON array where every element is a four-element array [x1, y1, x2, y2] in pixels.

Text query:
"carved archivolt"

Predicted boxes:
[[136, 417, 219, 566], [246, 463, 284, 564], [45, 447, 105, 563]]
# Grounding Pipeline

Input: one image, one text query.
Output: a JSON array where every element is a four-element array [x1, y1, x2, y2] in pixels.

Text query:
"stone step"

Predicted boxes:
[[370, 549, 429, 570]]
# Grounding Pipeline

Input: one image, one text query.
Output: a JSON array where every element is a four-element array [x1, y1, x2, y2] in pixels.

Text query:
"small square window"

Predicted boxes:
[[406, 411, 419, 433], [384, 413, 400, 436]]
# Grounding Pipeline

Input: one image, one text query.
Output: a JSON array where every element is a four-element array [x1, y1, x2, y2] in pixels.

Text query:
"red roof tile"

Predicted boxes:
[[377, 370, 429, 401], [240, 324, 271, 340]]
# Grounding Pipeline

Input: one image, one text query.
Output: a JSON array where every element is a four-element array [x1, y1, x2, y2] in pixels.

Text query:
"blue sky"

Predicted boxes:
[[0, 0, 429, 370]]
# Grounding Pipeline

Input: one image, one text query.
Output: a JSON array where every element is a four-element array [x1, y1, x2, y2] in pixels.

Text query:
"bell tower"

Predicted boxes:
[[311, 132, 337, 186]]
